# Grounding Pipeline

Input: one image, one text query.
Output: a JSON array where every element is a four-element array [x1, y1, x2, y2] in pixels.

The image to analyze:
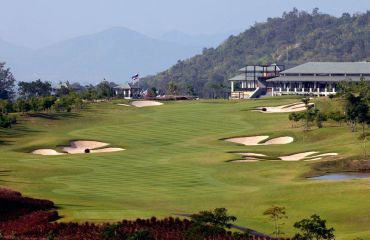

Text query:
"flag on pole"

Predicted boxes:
[[131, 74, 140, 81]]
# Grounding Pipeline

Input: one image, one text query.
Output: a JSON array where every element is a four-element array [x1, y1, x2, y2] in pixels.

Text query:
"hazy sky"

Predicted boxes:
[[1, 0, 370, 49]]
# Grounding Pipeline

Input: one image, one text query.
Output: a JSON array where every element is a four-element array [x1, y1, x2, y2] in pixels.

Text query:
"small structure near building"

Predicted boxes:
[[229, 64, 284, 99], [114, 83, 141, 99]]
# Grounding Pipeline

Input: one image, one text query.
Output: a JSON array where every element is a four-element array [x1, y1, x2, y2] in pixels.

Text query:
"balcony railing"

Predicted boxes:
[[272, 88, 336, 96]]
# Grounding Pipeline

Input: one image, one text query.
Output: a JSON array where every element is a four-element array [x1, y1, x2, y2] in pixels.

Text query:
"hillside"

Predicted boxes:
[[141, 9, 370, 97], [0, 27, 200, 84]]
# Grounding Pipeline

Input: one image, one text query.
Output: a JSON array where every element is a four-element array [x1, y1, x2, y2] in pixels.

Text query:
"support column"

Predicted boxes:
[[231, 81, 234, 92]]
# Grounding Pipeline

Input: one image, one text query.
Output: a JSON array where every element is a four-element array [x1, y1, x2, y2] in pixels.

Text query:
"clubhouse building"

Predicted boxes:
[[229, 62, 370, 99], [114, 83, 141, 99]]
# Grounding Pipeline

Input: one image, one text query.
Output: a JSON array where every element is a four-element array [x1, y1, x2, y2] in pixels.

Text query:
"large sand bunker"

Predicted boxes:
[[131, 101, 163, 108], [32, 141, 124, 156], [225, 136, 293, 146], [230, 151, 338, 163], [263, 137, 294, 145], [62, 141, 109, 154], [279, 151, 318, 161], [225, 136, 269, 146], [255, 102, 314, 113], [32, 149, 65, 156]]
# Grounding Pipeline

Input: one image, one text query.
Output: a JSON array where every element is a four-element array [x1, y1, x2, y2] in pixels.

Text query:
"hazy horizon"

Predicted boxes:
[[1, 0, 370, 49]]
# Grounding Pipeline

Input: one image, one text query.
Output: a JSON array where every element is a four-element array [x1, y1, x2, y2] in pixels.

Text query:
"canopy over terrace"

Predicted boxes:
[[267, 62, 370, 96], [229, 64, 284, 99]]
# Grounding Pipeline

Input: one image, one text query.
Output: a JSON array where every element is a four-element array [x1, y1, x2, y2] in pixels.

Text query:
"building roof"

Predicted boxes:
[[281, 62, 370, 74], [239, 64, 282, 72], [267, 75, 367, 82], [229, 74, 246, 81], [114, 83, 140, 89]]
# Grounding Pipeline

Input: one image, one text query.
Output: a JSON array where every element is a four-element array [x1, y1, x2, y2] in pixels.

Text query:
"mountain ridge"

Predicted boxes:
[[0, 26, 201, 84], [141, 10, 370, 97]]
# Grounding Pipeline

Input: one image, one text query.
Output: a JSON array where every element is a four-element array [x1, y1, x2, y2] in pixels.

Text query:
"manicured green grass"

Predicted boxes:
[[0, 97, 369, 239]]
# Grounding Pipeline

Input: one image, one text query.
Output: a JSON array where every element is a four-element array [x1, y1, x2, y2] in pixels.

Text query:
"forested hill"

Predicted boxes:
[[141, 9, 370, 97]]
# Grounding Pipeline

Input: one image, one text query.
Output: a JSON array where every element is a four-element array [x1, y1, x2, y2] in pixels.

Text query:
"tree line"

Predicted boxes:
[[0, 62, 128, 128]]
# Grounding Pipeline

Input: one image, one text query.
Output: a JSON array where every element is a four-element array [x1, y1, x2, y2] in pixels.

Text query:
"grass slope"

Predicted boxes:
[[0, 98, 369, 239]]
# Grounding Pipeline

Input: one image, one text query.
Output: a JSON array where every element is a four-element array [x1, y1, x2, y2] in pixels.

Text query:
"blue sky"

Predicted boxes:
[[1, 0, 370, 48]]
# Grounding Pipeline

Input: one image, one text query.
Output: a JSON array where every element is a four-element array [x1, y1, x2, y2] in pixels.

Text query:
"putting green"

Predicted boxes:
[[0, 98, 369, 239]]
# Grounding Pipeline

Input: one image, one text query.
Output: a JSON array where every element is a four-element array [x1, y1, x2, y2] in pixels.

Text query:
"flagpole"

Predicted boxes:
[[137, 77, 140, 98]]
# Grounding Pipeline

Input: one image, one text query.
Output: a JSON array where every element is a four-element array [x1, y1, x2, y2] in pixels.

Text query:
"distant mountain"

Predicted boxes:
[[141, 10, 370, 97], [159, 30, 236, 49], [0, 38, 32, 65], [0, 27, 200, 84]]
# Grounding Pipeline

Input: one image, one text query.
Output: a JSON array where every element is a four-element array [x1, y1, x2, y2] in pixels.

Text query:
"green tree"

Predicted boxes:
[[301, 97, 312, 131], [292, 214, 335, 240], [0, 62, 16, 100], [328, 111, 346, 127], [289, 112, 303, 128], [28, 97, 42, 112], [96, 80, 116, 99], [263, 206, 287, 237], [15, 99, 31, 113], [0, 112, 16, 128], [18, 79, 52, 99], [0, 100, 12, 114], [315, 111, 327, 128], [187, 208, 237, 238], [168, 81, 178, 96]]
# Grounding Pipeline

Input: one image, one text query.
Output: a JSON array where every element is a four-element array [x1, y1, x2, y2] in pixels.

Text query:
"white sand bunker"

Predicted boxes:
[[32, 149, 65, 156], [225, 136, 269, 146], [280, 152, 338, 161], [230, 151, 338, 163], [32, 141, 124, 156], [238, 153, 267, 157], [117, 103, 131, 107], [232, 159, 260, 163], [131, 101, 163, 108], [62, 141, 124, 154], [255, 102, 314, 113], [263, 137, 294, 145], [280, 152, 318, 161], [225, 136, 293, 146]]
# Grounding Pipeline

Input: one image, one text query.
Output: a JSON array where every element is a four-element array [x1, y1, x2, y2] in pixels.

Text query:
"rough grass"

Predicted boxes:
[[0, 97, 369, 240]]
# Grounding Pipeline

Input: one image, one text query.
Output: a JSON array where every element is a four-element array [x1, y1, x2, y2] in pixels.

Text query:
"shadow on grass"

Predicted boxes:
[[0, 111, 85, 146], [25, 112, 81, 121], [0, 125, 41, 146]]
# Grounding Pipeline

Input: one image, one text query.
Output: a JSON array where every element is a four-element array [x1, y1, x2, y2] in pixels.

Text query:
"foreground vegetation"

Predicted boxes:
[[0, 97, 368, 239], [0, 188, 336, 240]]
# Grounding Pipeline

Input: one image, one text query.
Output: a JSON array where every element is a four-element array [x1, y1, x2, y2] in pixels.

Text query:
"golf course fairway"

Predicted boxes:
[[0, 97, 369, 239]]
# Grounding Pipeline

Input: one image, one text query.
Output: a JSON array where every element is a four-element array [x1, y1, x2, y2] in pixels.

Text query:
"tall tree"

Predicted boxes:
[[263, 206, 287, 237], [96, 80, 116, 98], [293, 215, 335, 240], [0, 62, 16, 100], [18, 79, 52, 99]]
